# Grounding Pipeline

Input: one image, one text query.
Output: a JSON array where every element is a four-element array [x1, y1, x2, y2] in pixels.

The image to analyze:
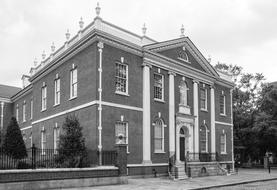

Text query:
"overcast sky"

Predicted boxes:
[[0, 0, 276, 88]]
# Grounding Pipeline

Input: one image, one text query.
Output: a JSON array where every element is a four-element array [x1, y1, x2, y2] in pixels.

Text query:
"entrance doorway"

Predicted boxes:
[[180, 128, 185, 161]]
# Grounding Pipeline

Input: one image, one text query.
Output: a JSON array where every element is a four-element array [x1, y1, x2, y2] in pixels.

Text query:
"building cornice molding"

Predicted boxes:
[[11, 84, 32, 102], [0, 97, 11, 103]]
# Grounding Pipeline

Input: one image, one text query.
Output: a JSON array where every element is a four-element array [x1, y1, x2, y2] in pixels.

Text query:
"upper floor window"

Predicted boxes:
[[70, 65, 78, 99], [200, 87, 207, 111], [54, 123, 60, 154], [115, 62, 128, 94], [200, 125, 208, 152], [179, 79, 188, 106], [154, 73, 164, 101], [115, 120, 128, 152], [16, 104, 19, 121], [220, 91, 226, 115], [30, 99, 33, 120], [54, 75, 60, 105], [22, 101, 26, 122], [154, 119, 165, 153], [220, 132, 227, 154], [41, 83, 47, 111]]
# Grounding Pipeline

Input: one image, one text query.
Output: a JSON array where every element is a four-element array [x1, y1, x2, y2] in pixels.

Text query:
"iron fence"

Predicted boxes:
[[187, 152, 229, 162], [0, 146, 118, 170]]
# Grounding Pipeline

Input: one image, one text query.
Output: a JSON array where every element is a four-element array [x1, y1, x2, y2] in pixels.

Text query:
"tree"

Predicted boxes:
[[57, 114, 88, 168], [3, 117, 27, 159]]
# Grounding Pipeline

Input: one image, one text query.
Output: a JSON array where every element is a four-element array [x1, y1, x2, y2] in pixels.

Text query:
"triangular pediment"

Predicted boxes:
[[144, 38, 219, 77]]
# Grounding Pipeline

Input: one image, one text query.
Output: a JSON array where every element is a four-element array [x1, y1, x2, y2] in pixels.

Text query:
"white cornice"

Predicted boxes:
[[11, 85, 32, 102], [0, 97, 11, 103]]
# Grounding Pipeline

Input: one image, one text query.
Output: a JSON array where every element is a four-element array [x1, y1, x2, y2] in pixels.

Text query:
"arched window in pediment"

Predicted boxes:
[[179, 80, 189, 106], [178, 49, 189, 62]]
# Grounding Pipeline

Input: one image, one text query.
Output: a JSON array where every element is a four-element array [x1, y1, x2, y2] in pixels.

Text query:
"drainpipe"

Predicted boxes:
[[97, 41, 104, 165]]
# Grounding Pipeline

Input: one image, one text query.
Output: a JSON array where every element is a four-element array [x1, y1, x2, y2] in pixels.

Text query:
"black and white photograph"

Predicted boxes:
[[0, 0, 276, 189]]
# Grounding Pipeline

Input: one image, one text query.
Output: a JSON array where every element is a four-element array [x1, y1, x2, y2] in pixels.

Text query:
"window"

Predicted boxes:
[[30, 99, 33, 120], [30, 132, 32, 147], [70, 66, 78, 98], [154, 73, 164, 101], [54, 77, 60, 105], [200, 125, 208, 152], [200, 88, 207, 110], [115, 63, 128, 94], [177, 50, 189, 62], [16, 104, 19, 121], [22, 101, 26, 122], [41, 128, 46, 155], [220, 91, 226, 115], [220, 133, 227, 154], [154, 119, 165, 152], [41, 83, 47, 111], [54, 123, 60, 154], [179, 80, 188, 106], [115, 121, 128, 151]]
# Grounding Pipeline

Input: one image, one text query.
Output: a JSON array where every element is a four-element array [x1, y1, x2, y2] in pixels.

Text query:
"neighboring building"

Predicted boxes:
[[0, 4, 234, 178]]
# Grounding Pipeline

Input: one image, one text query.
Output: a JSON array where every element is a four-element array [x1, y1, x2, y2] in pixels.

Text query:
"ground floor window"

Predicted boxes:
[[200, 125, 208, 152], [220, 132, 227, 154], [41, 128, 46, 155], [115, 121, 128, 151], [154, 119, 165, 152]]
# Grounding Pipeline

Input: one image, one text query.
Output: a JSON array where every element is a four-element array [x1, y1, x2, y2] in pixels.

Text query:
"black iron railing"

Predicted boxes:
[[187, 152, 228, 162], [0, 146, 118, 170]]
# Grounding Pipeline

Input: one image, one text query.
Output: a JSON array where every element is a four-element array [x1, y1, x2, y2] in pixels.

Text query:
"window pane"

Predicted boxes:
[[115, 63, 127, 93], [154, 74, 163, 100]]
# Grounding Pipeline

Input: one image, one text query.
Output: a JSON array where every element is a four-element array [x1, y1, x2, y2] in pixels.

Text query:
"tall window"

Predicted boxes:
[[30, 99, 33, 120], [22, 101, 26, 122], [70, 66, 78, 98], [115, 121, 128, 151], [16, 104, 19, 121], [115, 63, 128, 94], [200, 88, 207, 110], [154, 73, 164, 101], [220, 133, 227, 154], [154, 119, 164, 152], [41, 83, 47, 111], [180, 80, 188, 106], [54, 123, 60, 154], [220, 91, 226, 115], [41, 128, 46, 155], [54, 76, 60, 105], [200, 125, 207, 152]]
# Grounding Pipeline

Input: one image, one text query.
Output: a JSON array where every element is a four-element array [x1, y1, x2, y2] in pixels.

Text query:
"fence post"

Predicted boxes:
[[31, 144, 36, 169], [115, 144, 127, 176]]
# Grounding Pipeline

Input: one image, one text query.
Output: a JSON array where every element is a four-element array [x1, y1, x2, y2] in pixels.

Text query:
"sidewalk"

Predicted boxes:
[[60, 168, 277, 190]]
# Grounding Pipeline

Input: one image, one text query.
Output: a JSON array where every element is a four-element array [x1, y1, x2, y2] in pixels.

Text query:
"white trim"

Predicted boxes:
[[215, 121, 233, 126], [168, 72, 175, 156], [210, 87, 216, 155], [0, 97, 11, 103], [32, 100, 98, 124], [20, 125, 32, 131], [127, 163, 168, 167], [102, 101, 143, 111], [193, 81, 199, 155]]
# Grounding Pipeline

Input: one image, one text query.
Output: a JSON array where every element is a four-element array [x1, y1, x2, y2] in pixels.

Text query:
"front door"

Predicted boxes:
[[180, 136, 185, 161]]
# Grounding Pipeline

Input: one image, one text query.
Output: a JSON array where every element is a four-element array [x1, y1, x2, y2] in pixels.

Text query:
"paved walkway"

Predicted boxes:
[[61, 168, 277, 190]]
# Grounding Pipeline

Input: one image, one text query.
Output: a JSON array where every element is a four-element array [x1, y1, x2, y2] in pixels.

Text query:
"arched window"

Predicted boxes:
[[180, 80, 188, 106], [200, 125, 208, 152], [154, 119, 164, 152], [178, 50, 189, 62]]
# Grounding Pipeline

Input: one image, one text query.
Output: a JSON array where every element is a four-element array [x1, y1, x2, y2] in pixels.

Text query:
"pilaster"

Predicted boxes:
[[210, 86, 216, 160], [168, 71, 176, 157], [0, 102, 4, 131], [193, 80, 199, 159]]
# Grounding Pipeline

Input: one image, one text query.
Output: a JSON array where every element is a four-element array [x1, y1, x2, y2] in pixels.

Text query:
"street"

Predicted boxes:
[[212, 180, 277, 190]]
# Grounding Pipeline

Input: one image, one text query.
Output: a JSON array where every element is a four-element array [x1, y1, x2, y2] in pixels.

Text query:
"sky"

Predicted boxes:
[[0, 0, 276, 88]]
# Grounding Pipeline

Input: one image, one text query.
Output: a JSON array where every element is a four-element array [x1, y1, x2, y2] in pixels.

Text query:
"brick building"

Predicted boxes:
[[0, 4, 234, 178]]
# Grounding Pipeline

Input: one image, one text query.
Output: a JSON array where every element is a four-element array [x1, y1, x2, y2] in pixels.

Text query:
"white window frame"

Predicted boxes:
[[53, 123, 60, 154], [41, 127, 46, 155], [153, 119, 166, 153], [115, 121, 129, 152], [41, 83, 47, 111], [22, 101, 26, 122], [70, 65, 78, 99], [16, 104, 19, 122], [200, 125, 208, 153], [115, 62, 128, 95], [54, 76, 60, 106], [220, 132, 227, 154], [30, 99, 33, 120], [154, 73, 164, 102], [200, 88, 208, 111], [177, 49, 190, 63], [220, 91, 226, 116]]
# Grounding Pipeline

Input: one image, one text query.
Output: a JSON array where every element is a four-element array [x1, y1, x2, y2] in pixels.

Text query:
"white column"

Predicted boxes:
[[230, 89, 235, 171], [188, 124, 194, 154], [0, 102, 4, 131], [210, 86, 216, 160], [142, 62, 152, 164], [97, 41, 104, 165], [168, 71, 176, 157], [176, 126, 180, 163], [193, 80, 199, 158]]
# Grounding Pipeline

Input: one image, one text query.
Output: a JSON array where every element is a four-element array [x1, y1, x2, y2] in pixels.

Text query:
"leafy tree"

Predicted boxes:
[[57, 114, 88, 168], [3, 117, 27, 159]]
